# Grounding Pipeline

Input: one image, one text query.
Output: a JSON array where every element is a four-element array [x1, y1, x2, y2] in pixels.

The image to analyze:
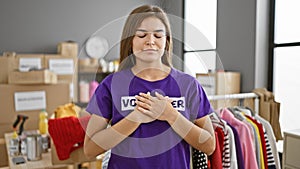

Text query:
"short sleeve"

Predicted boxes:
[[188, 79, 214, 120], [197, 82, 214, 118]]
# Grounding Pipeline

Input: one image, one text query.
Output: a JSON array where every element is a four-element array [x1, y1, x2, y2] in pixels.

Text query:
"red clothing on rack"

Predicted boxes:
[[209, 127, 224, 169]]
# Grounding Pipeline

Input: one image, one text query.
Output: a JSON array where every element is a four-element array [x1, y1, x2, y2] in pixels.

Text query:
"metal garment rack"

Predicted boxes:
[[207, 92, 260, 113]]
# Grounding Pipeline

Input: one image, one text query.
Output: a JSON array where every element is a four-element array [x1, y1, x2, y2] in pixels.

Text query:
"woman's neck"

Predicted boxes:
[[131, 64, 171, 81]]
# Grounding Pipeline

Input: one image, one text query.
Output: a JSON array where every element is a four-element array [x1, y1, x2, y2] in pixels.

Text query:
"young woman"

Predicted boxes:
[[84, 5, 216, 169]]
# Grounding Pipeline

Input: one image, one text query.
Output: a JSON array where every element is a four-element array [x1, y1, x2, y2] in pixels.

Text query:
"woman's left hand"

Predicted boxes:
[[135, 92, 178, 122]]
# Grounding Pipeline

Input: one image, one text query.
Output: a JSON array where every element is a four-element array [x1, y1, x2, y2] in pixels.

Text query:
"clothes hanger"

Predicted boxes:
[[227, 107, 245, 121], [209, 111, 227, 131], [209, 111, 221, 123], [245, 106, 256, 116], [234, 106, 254, 117]]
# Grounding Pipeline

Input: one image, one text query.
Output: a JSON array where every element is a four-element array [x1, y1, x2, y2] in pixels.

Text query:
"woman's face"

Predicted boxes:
[[132, 17, 167, 64]]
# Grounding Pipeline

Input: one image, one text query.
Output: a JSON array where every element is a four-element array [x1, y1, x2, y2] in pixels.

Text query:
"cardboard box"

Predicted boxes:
[[51, 141, 96, 165], [0, 55, 45, 84], [0, 123, 13, 140], [196, 71, 241, 109], [44, 55, 78, 102], [216, 72, 241, 95], [15, 54, 45, 71], [0, 138, 8, 167], [44, 55, 77, 81], [3, 51, 16, 58], [44, 55, 78, 87], [0, 57, 16, 84], [216, 71, 241, 108], [196, 71, 240, 94], [8, 70, 57, 85], [0, 84, 71, 137], [196, 73, 216, 95], [57, 42, 78, 58]]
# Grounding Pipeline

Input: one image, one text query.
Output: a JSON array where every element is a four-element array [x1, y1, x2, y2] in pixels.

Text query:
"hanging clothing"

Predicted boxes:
[[246, 115, 269, 169], [222, 126, 231, 169], [245, 116, 265, 169], [208, 128, 223, 169], [209, 113, 231, 168], [255, 115, 280, 169], [262, 129, 276, 169], [219, 108, 258, 169], [207, 91, 281, 169], [192, 149, 208, 169], [234, 106, 277, 169], [225, 124, 238, 169], [227, 123, 245, 169]]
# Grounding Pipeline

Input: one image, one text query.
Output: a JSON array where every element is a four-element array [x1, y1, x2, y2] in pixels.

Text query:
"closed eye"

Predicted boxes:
[[135, 31, 165, 39], [137, 34, 147, 38], [153, 33, 164, 38]]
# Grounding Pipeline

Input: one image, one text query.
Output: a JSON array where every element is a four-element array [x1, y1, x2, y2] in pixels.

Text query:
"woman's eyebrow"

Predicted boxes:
[[136, 29, 165, 32]]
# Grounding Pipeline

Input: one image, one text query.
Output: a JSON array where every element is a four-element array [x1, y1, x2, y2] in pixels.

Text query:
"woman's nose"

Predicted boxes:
[[146, 41, 155, 46], [145, 34, 155, 46]]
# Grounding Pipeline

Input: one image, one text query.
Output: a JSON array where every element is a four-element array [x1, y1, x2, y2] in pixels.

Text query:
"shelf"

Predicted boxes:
[[78, 71, 111, 76], [79, 66, 113, 74], [79, 66, 100, 73], [77, 68, 112, 107]]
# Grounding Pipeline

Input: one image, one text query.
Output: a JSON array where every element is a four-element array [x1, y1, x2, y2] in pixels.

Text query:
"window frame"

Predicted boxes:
[[183, 0, 218, 75], [268, 0, 300, 91]]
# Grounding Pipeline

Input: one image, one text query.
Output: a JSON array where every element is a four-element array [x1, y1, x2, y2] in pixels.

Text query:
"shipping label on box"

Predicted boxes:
[[14, 91, 46, 111], [15, 54, 45, 71], [49, 59, 74, 75], [19, 58, 42, 71]]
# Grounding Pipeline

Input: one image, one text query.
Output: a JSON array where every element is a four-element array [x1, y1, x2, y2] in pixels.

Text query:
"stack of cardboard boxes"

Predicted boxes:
[[0, 42, 78, 167]]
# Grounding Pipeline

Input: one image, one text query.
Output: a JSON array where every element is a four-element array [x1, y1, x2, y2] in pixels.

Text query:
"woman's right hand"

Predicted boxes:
[[126, 108, 155, 124]]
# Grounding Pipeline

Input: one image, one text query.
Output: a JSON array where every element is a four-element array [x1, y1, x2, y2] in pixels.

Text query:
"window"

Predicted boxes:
[[272, 0, 300, 131], [184, 0, 217, 76]]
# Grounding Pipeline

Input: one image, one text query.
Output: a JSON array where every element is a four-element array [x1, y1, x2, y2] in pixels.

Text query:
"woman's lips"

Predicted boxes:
[[143, 48, 157, 51]]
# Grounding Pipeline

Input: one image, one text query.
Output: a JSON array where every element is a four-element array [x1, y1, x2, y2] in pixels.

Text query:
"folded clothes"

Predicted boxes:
[[48, 115, 91, 160]]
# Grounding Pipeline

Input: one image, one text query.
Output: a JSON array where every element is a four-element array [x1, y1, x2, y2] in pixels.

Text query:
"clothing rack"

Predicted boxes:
[[203, 92, 280, 169], [207, 92, 260, 114]]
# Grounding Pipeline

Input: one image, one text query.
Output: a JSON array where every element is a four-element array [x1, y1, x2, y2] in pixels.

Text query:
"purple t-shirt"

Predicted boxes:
[[86, 68, 213, 169]]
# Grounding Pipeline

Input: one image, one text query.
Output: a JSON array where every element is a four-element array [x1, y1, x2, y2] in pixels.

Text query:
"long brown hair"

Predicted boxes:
[[118, 5, 173, 71]]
